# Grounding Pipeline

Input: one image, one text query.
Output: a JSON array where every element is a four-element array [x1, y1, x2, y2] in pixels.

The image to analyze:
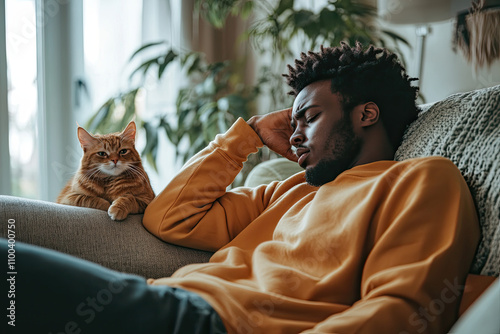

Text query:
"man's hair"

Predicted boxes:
[[283, 42, 419, 149]]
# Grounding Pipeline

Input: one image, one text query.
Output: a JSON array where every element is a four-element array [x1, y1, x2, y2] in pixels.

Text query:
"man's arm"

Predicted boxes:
[[303, 158, 480, 333], [143, 115, 297, 252]]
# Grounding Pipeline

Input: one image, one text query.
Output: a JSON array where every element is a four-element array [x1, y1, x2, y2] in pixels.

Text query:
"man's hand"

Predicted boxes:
[[247, 108, 298, 162]]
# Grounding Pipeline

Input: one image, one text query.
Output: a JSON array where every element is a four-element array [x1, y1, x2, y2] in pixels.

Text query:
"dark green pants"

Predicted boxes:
[[2, 239, 227, 334]]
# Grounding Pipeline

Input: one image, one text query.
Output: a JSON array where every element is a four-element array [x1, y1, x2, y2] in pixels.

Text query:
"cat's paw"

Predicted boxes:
[[95, 198, 111, 211], [108, 203, 129, 221]]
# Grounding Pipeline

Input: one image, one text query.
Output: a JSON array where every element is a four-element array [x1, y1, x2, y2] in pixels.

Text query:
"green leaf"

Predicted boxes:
[[129, 41, 166, 62], [119, 89, 139, 129], [319, 7, 340, 31], [178, 108, 193, 128], [141, 121, 159, 158], [187, 56, 202, 75], [217, 111, 228, 133], [241, 0, 254, 18], [158, 50, 177, 79], [198, 102, 217, 123], [276, 0, 294, 16], [86, 99, 112, 131], [292, 10, 315, 28], [150, 145, 159, 171], [160, 118, 179, 145], [381, 29, 410, 47], [189, 130, 207, 152], [141, 120, 159, 171], [180, 52, 194, 67], [145, 151, 158, 172], [129, 58, 159, 81]]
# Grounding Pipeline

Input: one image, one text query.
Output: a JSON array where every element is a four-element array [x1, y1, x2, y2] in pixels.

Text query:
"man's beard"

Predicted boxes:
[[305, 116, 361, 187]]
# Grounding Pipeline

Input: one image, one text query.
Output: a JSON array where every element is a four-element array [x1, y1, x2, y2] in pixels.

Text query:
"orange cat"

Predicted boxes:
[[57, 121, 155, 220]]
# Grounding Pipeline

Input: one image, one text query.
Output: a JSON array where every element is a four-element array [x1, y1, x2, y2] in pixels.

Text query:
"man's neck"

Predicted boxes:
[[353, 127, 395, 167]]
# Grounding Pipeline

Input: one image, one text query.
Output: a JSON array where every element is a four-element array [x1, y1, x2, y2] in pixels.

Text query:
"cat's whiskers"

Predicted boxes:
[[131, 167, 149, 185], [83, 167, 102, 184], [126, 164, 149, 184]]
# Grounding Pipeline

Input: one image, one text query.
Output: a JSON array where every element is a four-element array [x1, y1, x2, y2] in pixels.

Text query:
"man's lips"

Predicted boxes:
[[295, 147, 310, 167]]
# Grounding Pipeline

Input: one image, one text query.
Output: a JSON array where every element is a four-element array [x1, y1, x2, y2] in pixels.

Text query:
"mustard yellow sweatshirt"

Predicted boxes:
[[143, 118, 480, 334]]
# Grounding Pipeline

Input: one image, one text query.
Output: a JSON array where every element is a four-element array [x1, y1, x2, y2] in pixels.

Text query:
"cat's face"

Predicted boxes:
[[77, 122, 142, 177]]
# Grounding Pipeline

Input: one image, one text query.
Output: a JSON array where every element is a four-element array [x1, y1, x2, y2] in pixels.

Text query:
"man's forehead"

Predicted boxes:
[[292, 92, 313, 114], [292, 80, 333, 115]]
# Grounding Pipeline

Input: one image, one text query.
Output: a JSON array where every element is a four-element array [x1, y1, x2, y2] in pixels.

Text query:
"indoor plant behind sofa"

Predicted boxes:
[[1, 84, 499, 331]]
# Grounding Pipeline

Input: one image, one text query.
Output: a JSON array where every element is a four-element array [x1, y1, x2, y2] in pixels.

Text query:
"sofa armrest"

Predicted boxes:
[[451, 278, 500, 333], [0, 195, 212, 278]]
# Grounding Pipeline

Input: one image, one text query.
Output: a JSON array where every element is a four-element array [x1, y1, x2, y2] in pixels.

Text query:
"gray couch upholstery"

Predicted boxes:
[[0, 195, 212, 278], [1, 85, 499, 331]]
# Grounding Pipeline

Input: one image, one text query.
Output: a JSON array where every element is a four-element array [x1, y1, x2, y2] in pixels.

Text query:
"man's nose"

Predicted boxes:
[[289, 129, 305, 146]]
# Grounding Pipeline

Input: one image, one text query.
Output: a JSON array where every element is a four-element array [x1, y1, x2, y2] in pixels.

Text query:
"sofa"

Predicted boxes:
[[1, 84, 499, 332]]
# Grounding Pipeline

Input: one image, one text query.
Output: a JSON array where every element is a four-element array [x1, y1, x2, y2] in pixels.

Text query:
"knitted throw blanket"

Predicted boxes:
[[396, 84, 500, 276]]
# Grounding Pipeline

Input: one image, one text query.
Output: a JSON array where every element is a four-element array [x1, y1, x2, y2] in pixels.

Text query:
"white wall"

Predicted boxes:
[[381, 19, 500, 103], [258, 0, 500, 108]]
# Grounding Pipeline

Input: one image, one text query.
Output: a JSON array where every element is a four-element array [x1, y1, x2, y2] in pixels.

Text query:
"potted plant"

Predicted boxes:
[[86, 0, 408, 185]]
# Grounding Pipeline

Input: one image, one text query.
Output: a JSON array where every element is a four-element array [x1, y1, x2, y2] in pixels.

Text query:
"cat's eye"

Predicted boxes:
[[96, 152, 107, 157], [119, 149, 128, 155]]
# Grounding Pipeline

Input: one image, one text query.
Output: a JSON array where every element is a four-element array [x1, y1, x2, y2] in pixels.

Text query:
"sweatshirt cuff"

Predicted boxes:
[[212, 118, 264, 165]]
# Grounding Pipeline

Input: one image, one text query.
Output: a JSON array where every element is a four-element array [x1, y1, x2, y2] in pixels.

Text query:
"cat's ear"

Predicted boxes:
[[120, 121, 136, 143], [77, 127, 99, 151]]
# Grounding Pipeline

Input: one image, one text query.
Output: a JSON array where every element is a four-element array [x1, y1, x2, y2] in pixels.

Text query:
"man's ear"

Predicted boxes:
[[358, 102, 380, 127]]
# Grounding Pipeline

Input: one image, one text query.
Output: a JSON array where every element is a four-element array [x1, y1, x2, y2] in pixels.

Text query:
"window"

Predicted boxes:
[[1, 0, 182, 199], [83, 0, 143, 116], [83, 0, 181, 193], [4, 0, 39, 198]]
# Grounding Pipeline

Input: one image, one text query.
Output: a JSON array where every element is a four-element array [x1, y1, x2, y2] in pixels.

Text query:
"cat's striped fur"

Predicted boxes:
[[56, 121, 155, 220]]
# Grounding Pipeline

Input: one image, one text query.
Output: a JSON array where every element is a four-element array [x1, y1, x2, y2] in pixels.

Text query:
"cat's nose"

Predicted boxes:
[[109, 153, 119, 165]]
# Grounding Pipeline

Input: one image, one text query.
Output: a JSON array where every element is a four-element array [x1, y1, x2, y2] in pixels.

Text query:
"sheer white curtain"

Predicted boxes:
[[0, 0, 256, 199], [1, 0, 85, 200], [139, 0, 256, 191], [137, 0, 183, 191]]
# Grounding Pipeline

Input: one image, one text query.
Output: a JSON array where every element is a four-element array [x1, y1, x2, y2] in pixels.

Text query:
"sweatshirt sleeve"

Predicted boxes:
[[303, 158, 480, 334], [143, 118, 280, 252]]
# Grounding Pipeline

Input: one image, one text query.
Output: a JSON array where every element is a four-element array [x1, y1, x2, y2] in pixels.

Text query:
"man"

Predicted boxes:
[[142, 43, 479, 333], [2, 43, 479, 334]]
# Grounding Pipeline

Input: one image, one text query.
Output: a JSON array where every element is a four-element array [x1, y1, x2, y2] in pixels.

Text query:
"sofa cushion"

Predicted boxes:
[[245, 158, 304, 187], [395, 84, 500, 277], [0, 195, 213, 278]]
